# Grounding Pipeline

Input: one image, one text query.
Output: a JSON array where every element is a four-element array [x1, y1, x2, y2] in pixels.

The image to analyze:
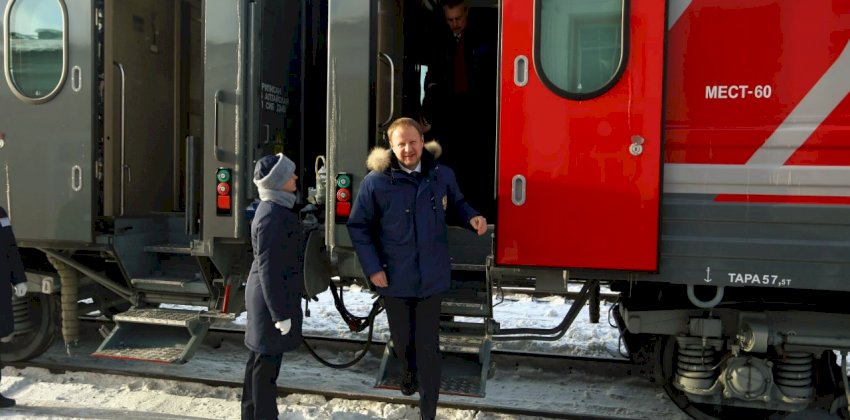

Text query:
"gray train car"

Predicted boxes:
[[0, 0, 324, 364]]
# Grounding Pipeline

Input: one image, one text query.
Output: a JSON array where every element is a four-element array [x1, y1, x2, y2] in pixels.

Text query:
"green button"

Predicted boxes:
[[217, 168, 231, 182], [337, 174, 351, 188]]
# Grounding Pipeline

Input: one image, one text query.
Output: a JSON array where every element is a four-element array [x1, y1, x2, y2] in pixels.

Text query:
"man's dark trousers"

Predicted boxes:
[[241, 351, 283, 420], [385, 294, 443, 419]]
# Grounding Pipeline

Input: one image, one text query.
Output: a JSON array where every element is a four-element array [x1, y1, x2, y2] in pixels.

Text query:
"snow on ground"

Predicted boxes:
[[233, 283, 625, 359], [0, 366, 529, 420], [1, 284, 848, 419], [0, 285, 636, 419]]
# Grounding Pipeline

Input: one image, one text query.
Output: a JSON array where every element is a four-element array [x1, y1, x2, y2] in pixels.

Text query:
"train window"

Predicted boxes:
[[535, 0, 626, 100], [3, 0, 68, 103]]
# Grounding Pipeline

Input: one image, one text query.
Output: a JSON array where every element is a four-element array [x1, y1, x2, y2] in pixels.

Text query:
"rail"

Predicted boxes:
[[113, 62, 126, 215]]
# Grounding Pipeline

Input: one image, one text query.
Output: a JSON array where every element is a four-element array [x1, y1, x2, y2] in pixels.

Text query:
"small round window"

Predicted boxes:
[[4, 0, 68, 103]]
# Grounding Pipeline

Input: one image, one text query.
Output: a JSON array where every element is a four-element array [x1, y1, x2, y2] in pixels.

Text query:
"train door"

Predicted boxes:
[[0, 0, 94, 242], [325, 0, 404, 246], [103, 0, 177, 217], [202, 0, 304, 240], [248, 0, 302, 171], [202, 0, 246, 240], [497, 0, 666, 271]]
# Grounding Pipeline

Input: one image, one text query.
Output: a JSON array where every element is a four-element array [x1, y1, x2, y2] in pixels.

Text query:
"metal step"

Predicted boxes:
[[92, 308, 210, 363], [441, 293, 489, 317], [144, 243, 193, 254], [442, 271, 490, 317], [450, 263, 486, 272], [375, 332, 492, 397], [131, 276, 209, 295], [439, 321, 488, 353]]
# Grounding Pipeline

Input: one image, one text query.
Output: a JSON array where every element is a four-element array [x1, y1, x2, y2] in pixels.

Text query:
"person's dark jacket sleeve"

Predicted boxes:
[[0, 208, 25, 286], [346, 175, 384, 277], [254, 215, 296, 322]]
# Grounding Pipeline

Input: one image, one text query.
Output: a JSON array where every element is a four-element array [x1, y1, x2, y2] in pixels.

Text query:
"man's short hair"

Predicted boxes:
[[386, 117, 423, 144]]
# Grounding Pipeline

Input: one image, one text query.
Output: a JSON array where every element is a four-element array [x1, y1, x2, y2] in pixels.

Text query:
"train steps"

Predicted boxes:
[[376, 260, 494, 397], [375, 320, 492, 397], [113, 214, 211, 299], [92, 307, 214, 363], [130, 245, 210, 296]]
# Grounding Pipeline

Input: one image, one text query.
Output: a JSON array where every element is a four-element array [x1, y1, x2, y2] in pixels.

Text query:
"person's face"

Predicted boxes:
[[444, 5, 468, 35], [390, 125, 424, 170], [282, 173, 298, 193]]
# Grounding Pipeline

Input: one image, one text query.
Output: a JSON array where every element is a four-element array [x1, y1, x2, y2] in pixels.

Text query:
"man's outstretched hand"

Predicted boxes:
[[470, 215, 487, 236]]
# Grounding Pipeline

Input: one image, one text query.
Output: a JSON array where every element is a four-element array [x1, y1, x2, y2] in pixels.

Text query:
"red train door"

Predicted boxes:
[[497, 1, 666, 270]]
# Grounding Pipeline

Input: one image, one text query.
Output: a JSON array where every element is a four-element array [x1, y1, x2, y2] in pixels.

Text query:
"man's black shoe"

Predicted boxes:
[[400, 371, 418, 396], [0, 394, 15, 408]]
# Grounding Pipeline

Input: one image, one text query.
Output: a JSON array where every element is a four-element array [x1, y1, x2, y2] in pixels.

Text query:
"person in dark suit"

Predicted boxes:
[[0, 206, 28, 408], [422, 0, 497, 220], [241, 154, 303, 420], [347, 118, 488, 420]]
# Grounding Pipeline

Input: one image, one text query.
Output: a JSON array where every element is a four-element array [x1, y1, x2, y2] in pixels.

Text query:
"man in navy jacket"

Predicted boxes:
[[347, 117, 487, 420]]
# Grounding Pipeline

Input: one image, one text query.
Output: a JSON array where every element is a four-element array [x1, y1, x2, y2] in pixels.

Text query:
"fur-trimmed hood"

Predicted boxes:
[[366, 140, 442, 172]]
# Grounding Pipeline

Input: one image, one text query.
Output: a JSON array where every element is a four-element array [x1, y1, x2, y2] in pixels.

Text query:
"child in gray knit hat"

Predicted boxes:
[[242, 153, 302, 420]]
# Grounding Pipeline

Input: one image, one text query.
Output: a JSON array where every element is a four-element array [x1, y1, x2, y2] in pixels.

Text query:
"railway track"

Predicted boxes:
[[10, 358, 635, 419], [8, 321, 678, 420]]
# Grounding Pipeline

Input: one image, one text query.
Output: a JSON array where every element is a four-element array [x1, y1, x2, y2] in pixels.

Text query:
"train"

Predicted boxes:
[[1, 0, 849, 418]]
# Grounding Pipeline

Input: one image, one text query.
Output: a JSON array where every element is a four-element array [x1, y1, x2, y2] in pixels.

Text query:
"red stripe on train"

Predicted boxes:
[[714, 194, 850, 205]]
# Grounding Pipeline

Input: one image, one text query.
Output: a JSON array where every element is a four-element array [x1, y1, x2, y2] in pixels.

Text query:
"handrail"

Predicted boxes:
[[185, 136, 198, 235], [378, 52, 395, 127], [113, 62, 127, 215], [212, 90, 222, 161]]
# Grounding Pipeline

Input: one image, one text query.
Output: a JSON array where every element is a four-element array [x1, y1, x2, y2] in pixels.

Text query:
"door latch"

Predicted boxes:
[[629, 135, 645, 156]]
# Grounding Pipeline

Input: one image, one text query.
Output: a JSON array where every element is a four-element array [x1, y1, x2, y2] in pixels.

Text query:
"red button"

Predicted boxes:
[[217, 195, 231, 209], [217, 182, 231, 195], [336, 188, 351, 202], [336, 201, 351, 217]]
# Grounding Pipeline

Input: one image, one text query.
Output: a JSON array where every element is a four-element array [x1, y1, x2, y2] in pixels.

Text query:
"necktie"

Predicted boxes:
[[454, 34, 468, 94]]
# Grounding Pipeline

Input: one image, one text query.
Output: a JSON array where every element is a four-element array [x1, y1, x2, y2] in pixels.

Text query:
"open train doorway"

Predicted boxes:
[[324, 0, 500, 397], [102, 0, 203, 219], [406, 0, 499, 222]]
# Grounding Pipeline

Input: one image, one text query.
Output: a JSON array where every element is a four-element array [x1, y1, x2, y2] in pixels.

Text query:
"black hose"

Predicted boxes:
[[302, 291, 384, 369], [492, 280, 598, 341]]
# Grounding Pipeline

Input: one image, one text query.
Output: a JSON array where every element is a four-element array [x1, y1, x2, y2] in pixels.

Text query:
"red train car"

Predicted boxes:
[[320, 0, 850, 417]]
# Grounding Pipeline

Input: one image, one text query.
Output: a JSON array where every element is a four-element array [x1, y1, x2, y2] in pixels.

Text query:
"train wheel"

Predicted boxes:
[[0, 293, 58, 363], [654, 335, 787, 420], [654, 335, 719, 420]]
